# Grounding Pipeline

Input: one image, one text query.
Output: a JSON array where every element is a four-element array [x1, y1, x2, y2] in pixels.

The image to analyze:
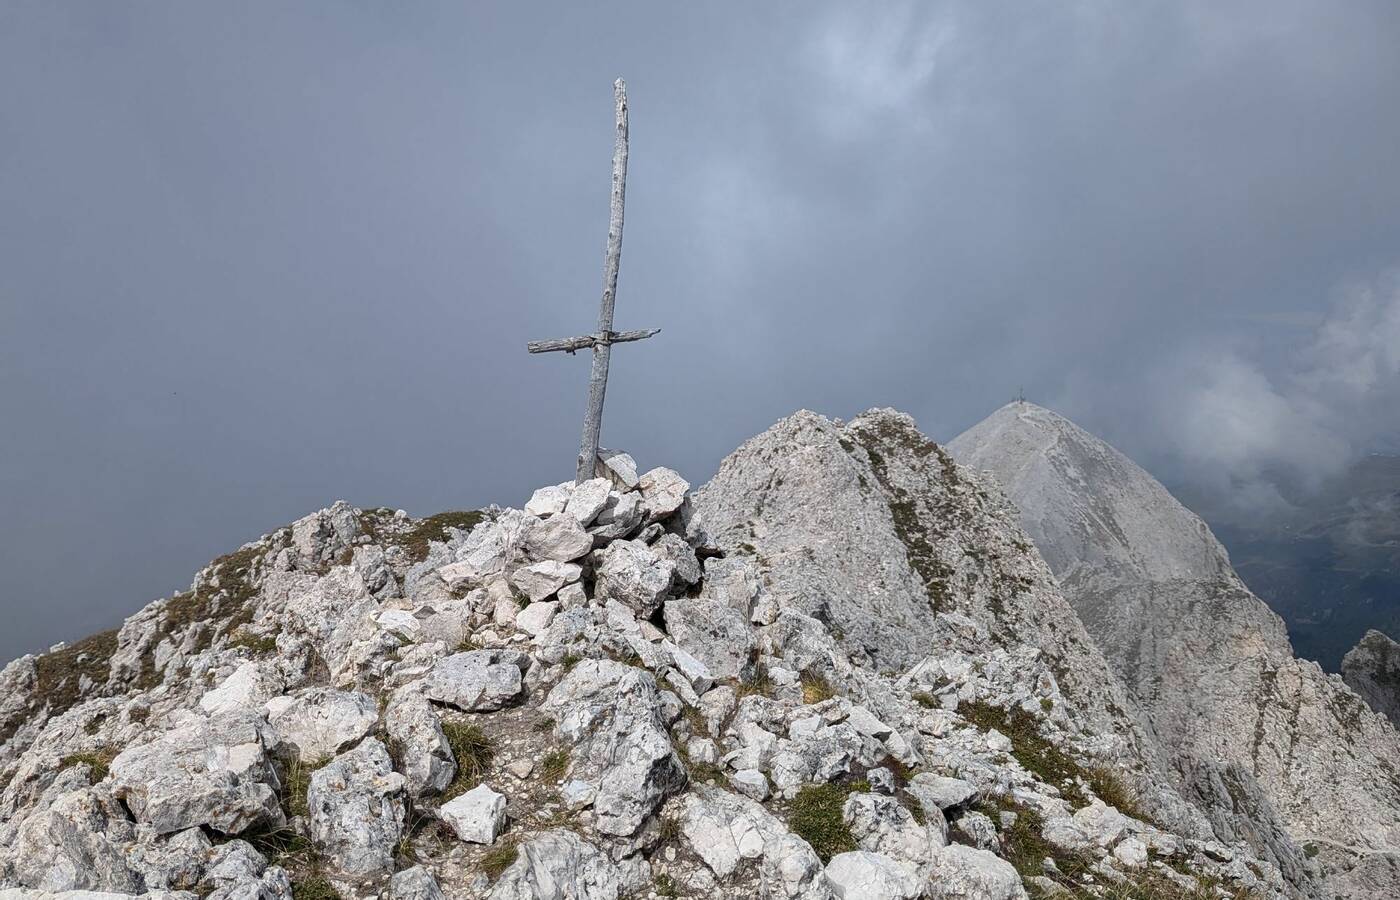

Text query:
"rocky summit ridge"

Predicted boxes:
[[951, 402, 1400, 900], [0, 408, 1352, 900]]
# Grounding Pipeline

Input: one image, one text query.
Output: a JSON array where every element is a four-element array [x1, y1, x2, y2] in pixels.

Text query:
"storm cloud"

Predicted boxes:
[[3, 2, 1399, 660]]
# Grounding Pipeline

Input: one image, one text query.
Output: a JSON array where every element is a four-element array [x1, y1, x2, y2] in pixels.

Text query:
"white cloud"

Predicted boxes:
[[1156, 272, 1400, 512]]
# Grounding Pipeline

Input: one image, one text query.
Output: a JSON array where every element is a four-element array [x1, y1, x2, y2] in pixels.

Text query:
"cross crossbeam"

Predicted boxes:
[[527, 79, 659, 484], [526, 328, 660, 355]]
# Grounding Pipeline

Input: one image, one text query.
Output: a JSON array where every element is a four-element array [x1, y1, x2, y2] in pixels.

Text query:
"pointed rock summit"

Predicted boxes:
[[1342, 629, 1400, 727], [952, 401, 1400, 900]]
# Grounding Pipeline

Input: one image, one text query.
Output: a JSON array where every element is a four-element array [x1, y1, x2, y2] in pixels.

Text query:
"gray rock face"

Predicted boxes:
[[824, 851, 920, 899], [924, 844, 1027, 900], [422, 650, 530, 712], [951, 401, 1400, 897], [691, 408, 1194, 832], [487, 830, 623, 900], [389, 865, 447, 900], [307, 738, 406, 877], [265, 687, 377, 762], [675, 786, 833, 899], [663, 598, 755, 681], [109, 712, 284, 836], [592, 540, 676, 618], [542, 660, 686, 836], [9, 789, 141, 892], [1341, 629, 1400, 726], [384, 687, 456, 798]]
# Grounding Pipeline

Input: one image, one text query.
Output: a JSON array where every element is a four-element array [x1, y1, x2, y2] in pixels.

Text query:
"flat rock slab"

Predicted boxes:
[[423, 650, 530, 712]]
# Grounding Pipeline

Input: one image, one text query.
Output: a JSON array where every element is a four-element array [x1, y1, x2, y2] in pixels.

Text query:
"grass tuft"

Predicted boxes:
[[282, 755, 333, 819], [443, 720, 495, 797], [58, 747, 118, 781], [540, 748, 570, 782], [480, 838, 519, 881], [800, 672, 836, 705]]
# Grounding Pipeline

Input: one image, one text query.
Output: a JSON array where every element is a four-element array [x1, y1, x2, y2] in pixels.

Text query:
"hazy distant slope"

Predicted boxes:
[[951, 401, 1400, 900]]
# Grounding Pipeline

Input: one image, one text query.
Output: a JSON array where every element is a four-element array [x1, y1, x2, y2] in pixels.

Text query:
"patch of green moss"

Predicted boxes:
[[290, 876, 341, 900], [386, 510, 487, 562], [9, 628, 123, 744], [789, 783, 860, 863], [958, 701, 1090, 806], [442, 720, 495, 797], [654, 873, 680, 897], [228, 630, 278, 655]]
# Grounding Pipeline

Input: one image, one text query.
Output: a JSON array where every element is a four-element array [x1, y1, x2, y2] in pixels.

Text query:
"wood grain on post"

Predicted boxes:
[[575, 78, 629, 484], [526, 328, 659, 355]]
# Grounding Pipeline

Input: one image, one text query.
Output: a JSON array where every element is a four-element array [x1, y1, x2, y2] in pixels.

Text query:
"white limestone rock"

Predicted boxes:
[[843, 791, 942, 877], [307, 738, 406, 877], [675, 786, 834, 899], [423, 649, 530, 711], [824, 851, 921, 900], [389, 865, 448, 900], [542, 660, 686, 836], [198, 662, 278, 716], [729, 768, 770, 801], [525, 483, 572, 518], [638, 467, 689, 522], [383, 687, 457, 798], [265, 687, 377, 762], [109, 712, 284, 836], [592, 539, 676, 618], [924, 844, 1028, 900], [438, 783, 507, 844], [377, 609, 422, 642], [523, 514, 593, 563], [510, 560, 581, 603], [8, 788, 143, 892], [487, 829, 624, 900], [663, 599, 755, 681], [597, 447, 640, 490], [1342, 629, 1400, 727], [906, 774, 978, 814], [515, 600, 560, 637], [590, 491, 644, 542], [564, 478, 613, 525]]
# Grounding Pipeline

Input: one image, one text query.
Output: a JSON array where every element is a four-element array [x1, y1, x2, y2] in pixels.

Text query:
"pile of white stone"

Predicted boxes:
[[0, 440, 1291, 900]]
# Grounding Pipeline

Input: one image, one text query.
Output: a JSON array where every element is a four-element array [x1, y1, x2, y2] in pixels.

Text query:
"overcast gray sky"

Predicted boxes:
[[3, 2, 1400, 662]]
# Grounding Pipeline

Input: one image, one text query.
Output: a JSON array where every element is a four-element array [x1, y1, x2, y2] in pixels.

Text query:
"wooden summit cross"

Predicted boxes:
[[527, 79, 659, 484]]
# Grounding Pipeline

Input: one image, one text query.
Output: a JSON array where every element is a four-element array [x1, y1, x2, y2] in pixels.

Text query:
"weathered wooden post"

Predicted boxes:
[[527, 79, 659, 484]]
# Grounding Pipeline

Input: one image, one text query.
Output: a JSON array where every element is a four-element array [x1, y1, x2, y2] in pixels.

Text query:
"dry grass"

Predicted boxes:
[[442, 720, 495, 798]]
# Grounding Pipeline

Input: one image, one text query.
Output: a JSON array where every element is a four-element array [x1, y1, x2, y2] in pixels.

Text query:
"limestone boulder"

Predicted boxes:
[[423, 649, 530, 712], [438, 783, 507, 844], [307, 738, 406, 877], [265, 687, 378, 762], [109, 712, 284, 836], [542, 659, 686, 836], [487, 829, 624, 900], [593, 539, 676, 618]]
